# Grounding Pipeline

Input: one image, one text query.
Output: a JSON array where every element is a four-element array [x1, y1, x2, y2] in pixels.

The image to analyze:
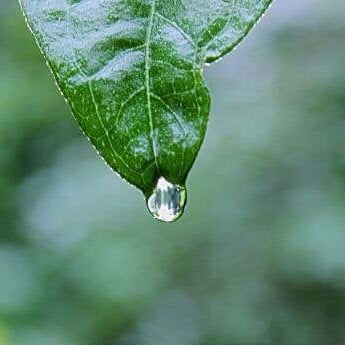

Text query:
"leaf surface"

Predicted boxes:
[[20, 0, 273, 195]]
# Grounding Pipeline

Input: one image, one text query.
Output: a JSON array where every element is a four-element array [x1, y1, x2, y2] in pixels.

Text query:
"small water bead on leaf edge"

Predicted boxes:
[[147, 177, 187, 223]]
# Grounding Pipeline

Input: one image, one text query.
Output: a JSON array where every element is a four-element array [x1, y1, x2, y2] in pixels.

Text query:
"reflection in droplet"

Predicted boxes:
[[147, 177, 187, 223]]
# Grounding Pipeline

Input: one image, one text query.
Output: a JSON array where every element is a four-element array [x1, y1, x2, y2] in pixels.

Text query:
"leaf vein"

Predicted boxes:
[[145, 0, 160, 174], [155, 12, 197, 49]]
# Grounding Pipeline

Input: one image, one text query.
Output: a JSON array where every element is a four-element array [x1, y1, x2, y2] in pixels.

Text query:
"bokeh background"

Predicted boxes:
[[1, 0, 345, 344]]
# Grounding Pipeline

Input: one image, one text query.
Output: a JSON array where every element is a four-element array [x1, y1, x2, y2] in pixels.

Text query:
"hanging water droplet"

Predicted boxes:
[[147, 177, 187, 223]]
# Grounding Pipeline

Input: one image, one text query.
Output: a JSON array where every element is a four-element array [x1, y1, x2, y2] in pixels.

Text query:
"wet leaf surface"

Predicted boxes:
[[20, 0, 273, 197]]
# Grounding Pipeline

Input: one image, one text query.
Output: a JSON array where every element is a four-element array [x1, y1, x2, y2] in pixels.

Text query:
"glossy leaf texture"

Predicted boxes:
[[20, 0, 273, 196]]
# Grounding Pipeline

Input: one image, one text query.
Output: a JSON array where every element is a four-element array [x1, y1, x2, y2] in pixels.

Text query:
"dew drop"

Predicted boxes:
[[147, 177, 187, 223]]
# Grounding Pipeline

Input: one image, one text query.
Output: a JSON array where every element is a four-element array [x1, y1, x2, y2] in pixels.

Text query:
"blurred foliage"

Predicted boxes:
[[1, 1, 345, 344]]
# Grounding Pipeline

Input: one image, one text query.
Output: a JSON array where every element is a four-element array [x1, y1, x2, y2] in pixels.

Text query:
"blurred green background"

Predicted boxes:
[[1, 1, 345, 344]]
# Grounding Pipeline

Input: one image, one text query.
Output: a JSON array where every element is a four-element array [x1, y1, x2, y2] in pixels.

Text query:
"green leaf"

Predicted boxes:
[[19, 0, 273, 197]]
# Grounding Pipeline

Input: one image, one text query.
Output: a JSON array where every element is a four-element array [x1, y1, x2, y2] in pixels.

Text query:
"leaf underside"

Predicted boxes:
[[20, 0, 273, 195]]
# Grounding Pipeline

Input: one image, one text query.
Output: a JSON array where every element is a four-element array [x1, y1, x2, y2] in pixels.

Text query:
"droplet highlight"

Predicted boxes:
[[147, 177, 187, 223]]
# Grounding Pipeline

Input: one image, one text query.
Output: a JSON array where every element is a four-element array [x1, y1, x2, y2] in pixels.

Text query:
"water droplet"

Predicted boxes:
[[147, 177, 187, 223]]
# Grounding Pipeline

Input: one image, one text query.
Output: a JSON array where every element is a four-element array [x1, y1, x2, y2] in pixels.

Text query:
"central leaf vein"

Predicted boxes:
[[145, 0, 160, 173]]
